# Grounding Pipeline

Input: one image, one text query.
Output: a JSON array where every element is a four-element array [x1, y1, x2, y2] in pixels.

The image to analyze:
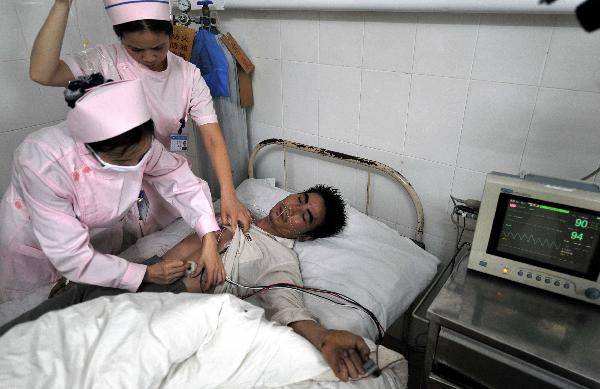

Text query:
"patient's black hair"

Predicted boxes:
[[87, 119, 155, 156], [113, 19, 174, 38], [303, 185, 347, 239]]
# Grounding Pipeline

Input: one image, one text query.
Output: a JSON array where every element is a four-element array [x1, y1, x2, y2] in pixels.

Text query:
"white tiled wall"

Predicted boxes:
[[220, 10, 600, 261], [1, 3, 599, 262], [0, 0, 117, 196]]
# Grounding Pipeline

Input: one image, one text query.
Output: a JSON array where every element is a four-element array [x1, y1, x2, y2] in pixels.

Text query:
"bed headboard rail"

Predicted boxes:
[[248, 138, 424, 244]]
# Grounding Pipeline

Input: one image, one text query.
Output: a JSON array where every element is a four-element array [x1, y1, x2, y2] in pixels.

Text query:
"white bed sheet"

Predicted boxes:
[[0, 292, 407, 389]]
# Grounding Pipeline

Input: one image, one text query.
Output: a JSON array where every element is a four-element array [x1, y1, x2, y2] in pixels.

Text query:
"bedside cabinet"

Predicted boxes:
[[423, 257, 600, 389]]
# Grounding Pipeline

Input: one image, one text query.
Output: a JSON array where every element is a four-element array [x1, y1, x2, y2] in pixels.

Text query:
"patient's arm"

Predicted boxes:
[[161, 232, 230, 293], [162, 232, 202, 261], [162, 225, 233, 261], [290, 320, 369, 381]]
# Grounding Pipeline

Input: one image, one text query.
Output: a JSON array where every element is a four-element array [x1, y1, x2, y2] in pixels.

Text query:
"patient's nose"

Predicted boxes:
[[286, 202, 301, 215]]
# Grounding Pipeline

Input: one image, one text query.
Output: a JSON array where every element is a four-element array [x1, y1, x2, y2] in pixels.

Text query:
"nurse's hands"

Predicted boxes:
[[220, 191, 252, 233], [189, 231, 225, 291], [144, 260, 186, 284]]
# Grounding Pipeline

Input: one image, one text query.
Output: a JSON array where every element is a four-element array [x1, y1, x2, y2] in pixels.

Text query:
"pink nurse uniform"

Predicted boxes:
[[0, 80, 219, 303]]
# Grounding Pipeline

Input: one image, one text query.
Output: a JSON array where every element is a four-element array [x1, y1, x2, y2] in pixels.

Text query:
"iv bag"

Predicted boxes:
[[75, 42, 120, 81]]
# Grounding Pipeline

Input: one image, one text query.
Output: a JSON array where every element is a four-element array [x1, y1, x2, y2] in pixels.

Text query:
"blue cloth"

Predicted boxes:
[[191, 30, 230, 97]]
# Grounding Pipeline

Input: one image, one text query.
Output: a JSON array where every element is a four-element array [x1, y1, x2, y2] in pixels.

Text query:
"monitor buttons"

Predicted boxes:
[[518, 269, 579, 293]]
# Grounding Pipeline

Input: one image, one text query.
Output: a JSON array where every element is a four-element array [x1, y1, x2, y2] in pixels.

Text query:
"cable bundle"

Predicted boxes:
[[226, 278, 385, 344]]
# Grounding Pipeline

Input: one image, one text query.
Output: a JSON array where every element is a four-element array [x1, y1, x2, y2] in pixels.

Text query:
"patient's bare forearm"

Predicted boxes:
[[289, 320, 328, 350]]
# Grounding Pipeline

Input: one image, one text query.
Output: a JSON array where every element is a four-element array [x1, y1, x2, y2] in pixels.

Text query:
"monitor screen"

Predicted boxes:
[[487, 193, 600, 280]]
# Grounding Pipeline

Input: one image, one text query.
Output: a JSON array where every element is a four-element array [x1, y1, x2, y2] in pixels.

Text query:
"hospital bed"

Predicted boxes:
[[0, 138, 440, 388]]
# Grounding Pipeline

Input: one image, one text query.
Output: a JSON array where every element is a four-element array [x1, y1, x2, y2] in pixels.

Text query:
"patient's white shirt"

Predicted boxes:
[[218, 225, 316, 326]]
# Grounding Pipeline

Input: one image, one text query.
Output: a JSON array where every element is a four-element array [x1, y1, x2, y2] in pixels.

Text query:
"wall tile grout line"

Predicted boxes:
[[448, 15, 481, 201], [516, 15, 558, 175]]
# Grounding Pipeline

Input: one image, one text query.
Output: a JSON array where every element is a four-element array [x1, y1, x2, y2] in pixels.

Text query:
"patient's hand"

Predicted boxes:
[[290, 321, 370, 381], [319, 330, 370, 381], [220, 191, 252, 233]]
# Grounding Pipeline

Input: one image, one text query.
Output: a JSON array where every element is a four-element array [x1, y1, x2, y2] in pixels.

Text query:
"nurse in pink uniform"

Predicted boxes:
[[29, 0, 252, 237], [0, 79, 223, 304]]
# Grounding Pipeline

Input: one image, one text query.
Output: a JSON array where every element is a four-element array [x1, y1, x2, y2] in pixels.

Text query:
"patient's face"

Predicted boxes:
[[268, 192, 325, 239]]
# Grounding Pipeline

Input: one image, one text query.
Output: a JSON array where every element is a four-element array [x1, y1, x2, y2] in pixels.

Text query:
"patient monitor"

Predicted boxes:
[[468, 172, 600, 305]]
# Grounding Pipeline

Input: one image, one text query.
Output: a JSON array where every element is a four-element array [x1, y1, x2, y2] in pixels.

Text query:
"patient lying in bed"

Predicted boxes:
[[0, 185, 372, 382]]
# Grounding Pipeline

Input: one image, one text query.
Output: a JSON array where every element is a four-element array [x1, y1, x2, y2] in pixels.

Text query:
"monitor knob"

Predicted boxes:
[[584, 287, 600, 300]]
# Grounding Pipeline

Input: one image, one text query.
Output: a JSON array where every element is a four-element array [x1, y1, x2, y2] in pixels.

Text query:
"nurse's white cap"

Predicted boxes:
[[67, 79, 151, 143], [104, 0, 171, 25]]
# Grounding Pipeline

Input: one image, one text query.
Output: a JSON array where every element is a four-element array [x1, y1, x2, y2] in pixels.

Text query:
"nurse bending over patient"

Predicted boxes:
[[29, 0, 252, 237], [0, 79, 223, 305]]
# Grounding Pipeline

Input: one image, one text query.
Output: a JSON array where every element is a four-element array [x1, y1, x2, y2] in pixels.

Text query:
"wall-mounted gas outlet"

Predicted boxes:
[[190, 0, 225, 11]]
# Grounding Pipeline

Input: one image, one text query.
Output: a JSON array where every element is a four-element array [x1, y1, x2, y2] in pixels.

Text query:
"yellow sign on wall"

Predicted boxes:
[[169, 25, 195, 61]]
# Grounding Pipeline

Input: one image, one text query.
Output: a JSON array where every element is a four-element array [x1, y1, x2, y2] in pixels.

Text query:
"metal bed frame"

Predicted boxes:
[[248, 138, 425, 246]]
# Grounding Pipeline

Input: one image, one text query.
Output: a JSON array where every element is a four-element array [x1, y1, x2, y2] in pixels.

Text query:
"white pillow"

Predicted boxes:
[[234, 178, 440, 341]]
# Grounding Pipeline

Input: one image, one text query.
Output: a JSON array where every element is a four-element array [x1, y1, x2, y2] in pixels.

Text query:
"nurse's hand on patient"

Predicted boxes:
[[220, 191, 252, 233], [144, 260, 186, 284], [190, 231, 224, 291]]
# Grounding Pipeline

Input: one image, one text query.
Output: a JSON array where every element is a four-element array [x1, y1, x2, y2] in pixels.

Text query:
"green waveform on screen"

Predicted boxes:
[[539, 205, 569, 214], [502, 231, 562, 250]]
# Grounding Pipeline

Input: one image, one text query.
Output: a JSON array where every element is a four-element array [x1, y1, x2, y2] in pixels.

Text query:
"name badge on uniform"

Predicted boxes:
[[170, 134, 188, 152], [137, 190, 150, 222], [170, 117, 188, 152]]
